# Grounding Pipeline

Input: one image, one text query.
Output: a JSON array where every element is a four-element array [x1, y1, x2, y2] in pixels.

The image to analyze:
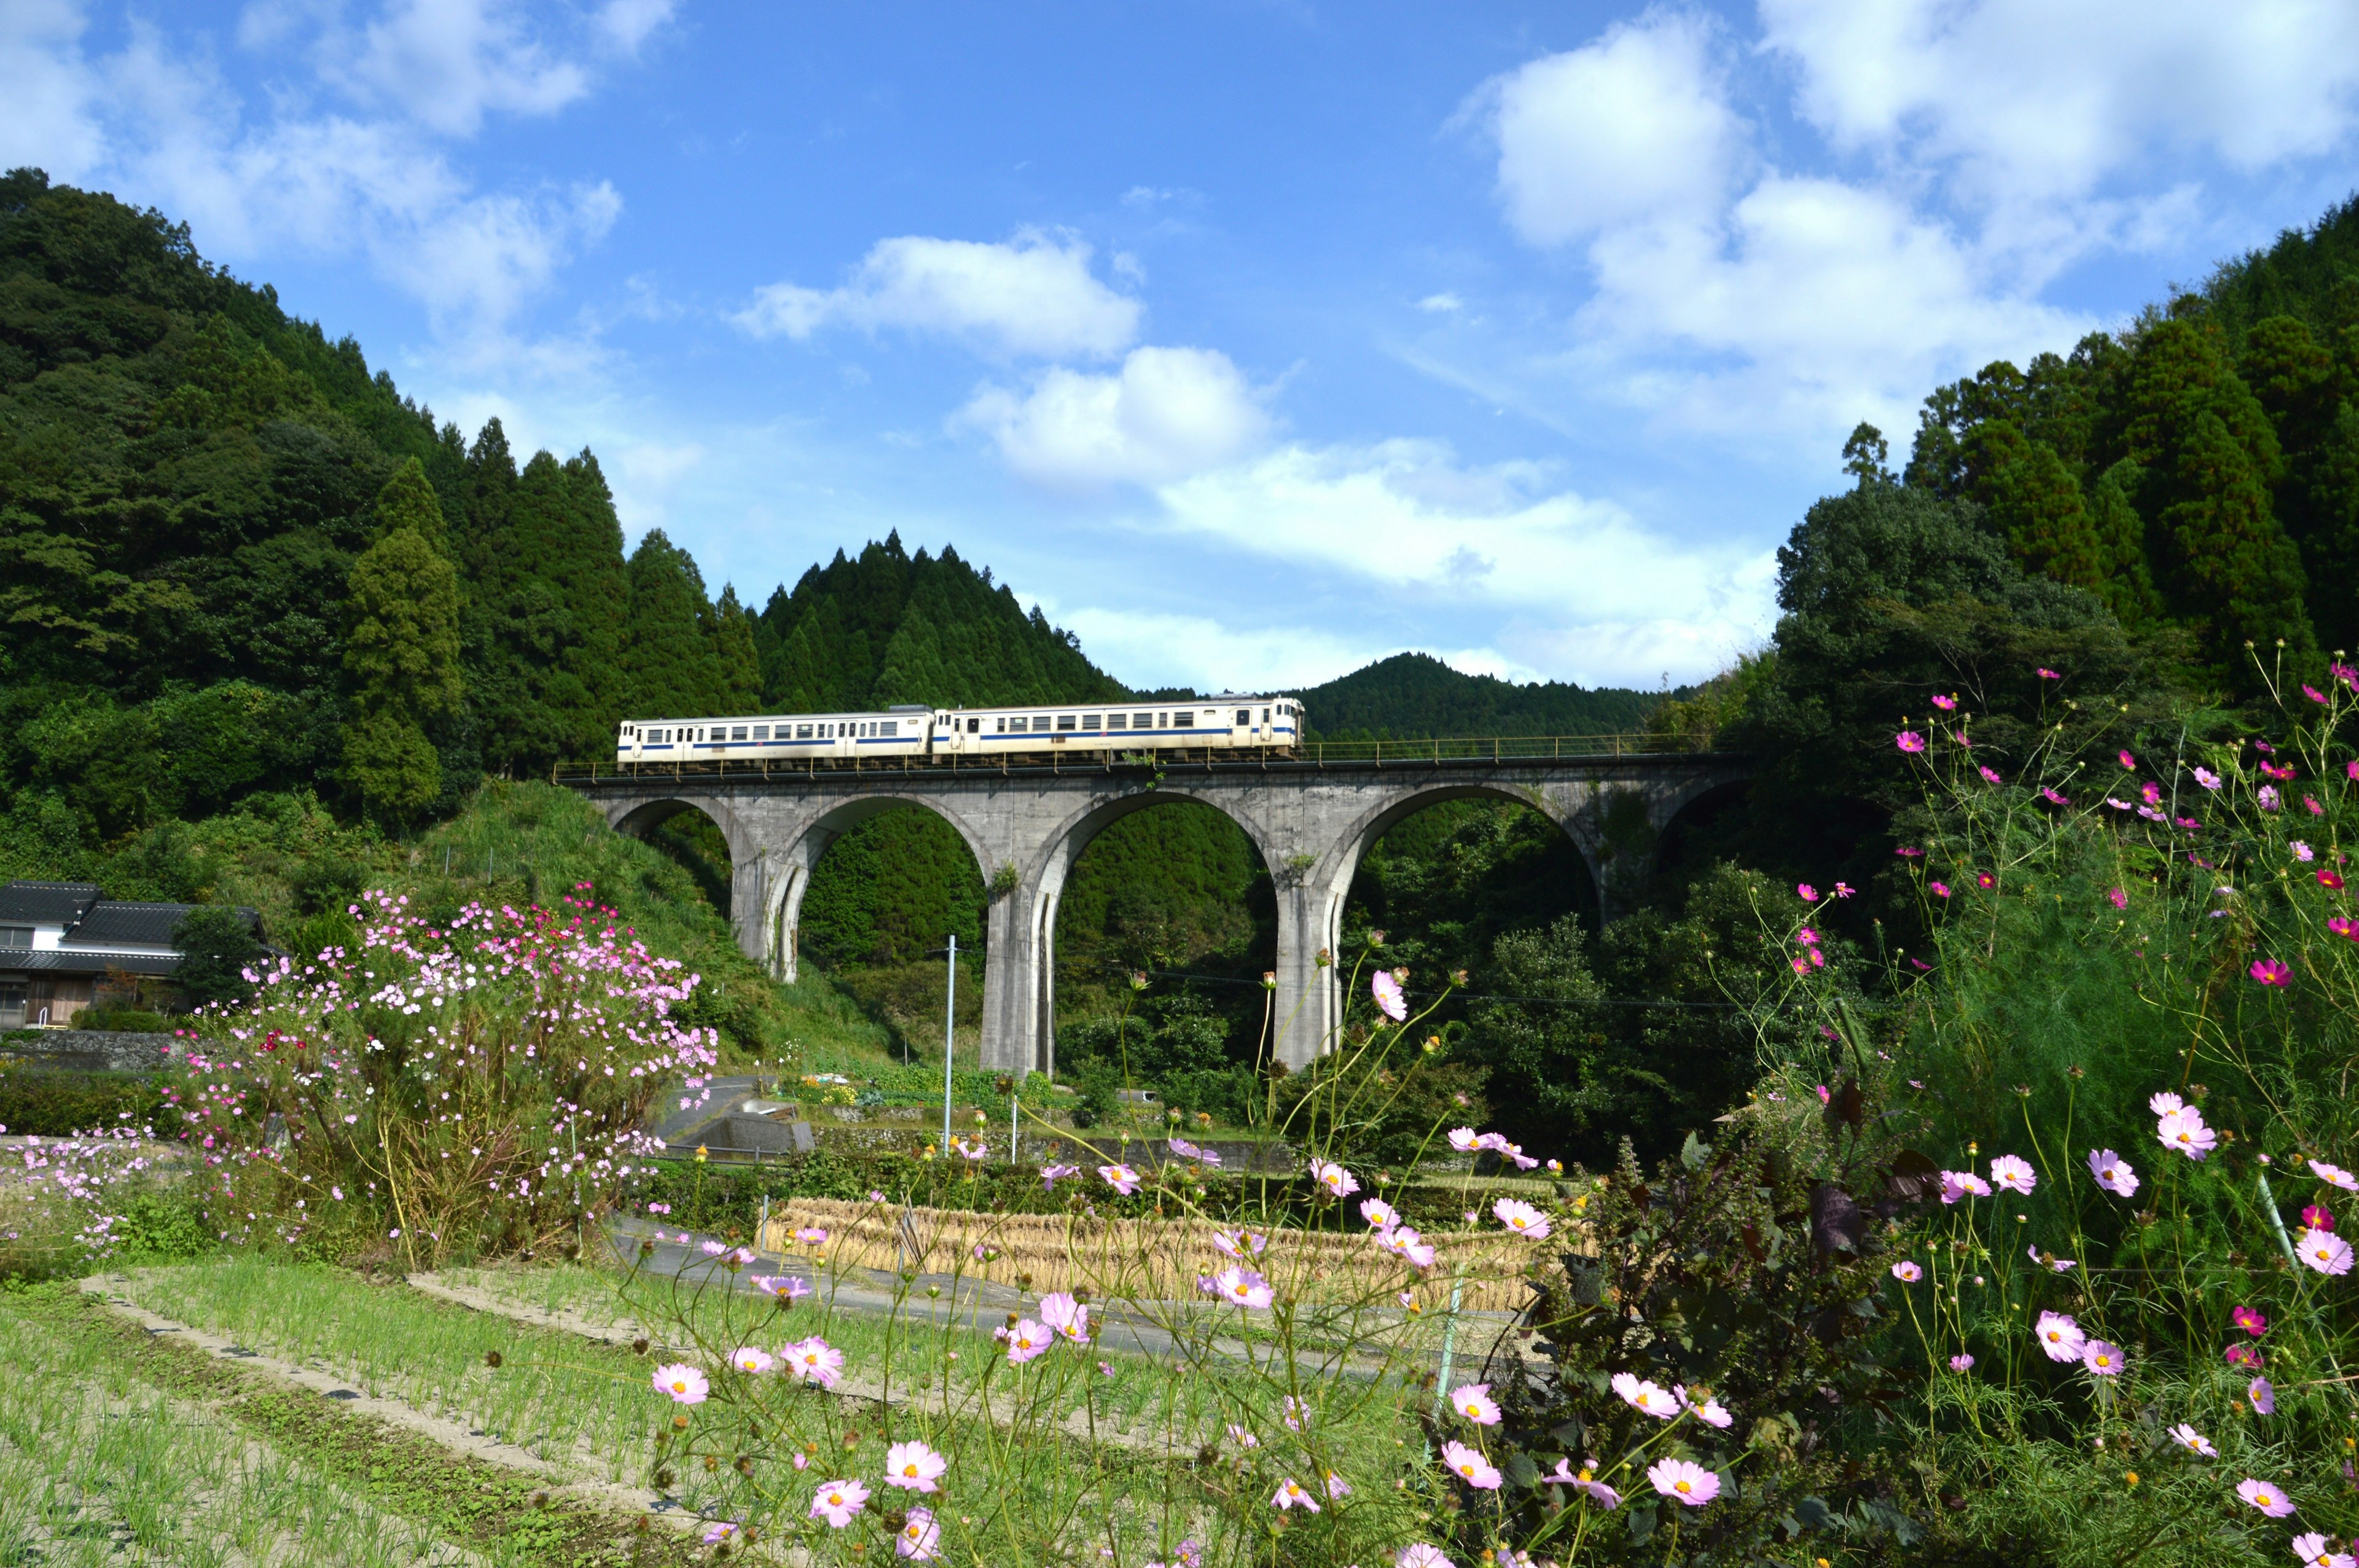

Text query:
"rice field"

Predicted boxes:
[[0, 1287, 479, 1568]]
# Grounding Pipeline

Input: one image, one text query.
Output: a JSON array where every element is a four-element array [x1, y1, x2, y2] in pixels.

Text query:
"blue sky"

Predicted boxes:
[[9, 2, 2359, 695]]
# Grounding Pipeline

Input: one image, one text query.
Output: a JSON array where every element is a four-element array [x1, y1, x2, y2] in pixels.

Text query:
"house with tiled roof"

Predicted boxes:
[[0, 881, 262, 1029]]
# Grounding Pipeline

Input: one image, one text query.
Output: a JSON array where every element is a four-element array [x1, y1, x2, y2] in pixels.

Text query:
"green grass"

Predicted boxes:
[[109, 1251, 1441, 1564]]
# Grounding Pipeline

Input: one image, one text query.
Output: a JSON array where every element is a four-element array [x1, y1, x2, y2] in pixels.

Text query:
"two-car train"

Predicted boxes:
[[614, 696, 1304, 765]]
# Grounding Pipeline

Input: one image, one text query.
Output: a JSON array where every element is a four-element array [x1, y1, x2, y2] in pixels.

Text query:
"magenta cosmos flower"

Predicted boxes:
[[2252, 958, 2294, 987], [809, 1478, 870, 1528], [1989, 1154, 2036, 1195], [1439, 1439, 1502, 1489], [2088, 1149, 2139, 1196], [1371, 969, 1407, 1021], [2298, 1227, 2355, 1275], [1798, 882, 1818, 900], [2034, 1311, 2086, 1363], [1931, 693, 1957, 711], [2310, 1158, 2359, 1192], [1648, 1458, 1721, 1507], [2232, 1305, 2269, 1336], [884, 1440, 947, 1492], [1896, 731, 1927, 754], [1493, 1198, 1552, 1239], [652, 1363, 709, 1404], [2236, 1477, 2296, 1517], [1449, 1383, 1503, 1426]]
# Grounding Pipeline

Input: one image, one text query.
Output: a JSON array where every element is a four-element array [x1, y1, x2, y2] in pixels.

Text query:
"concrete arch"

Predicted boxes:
[[606, 793, 759, 870], [990, 785, 1282, 1079], [760, 794, 996, 985]]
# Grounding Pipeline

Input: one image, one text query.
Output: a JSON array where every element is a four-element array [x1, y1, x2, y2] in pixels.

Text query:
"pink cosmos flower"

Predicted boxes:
[[1891, 1260, 1923, 1282], [1949, 1354, 1974, 1371], [2168, 1422, 2215, 1456], [1648, 1457, 1721, 1507], [1040, 1163, 1081, 1189], [1211, 1266, 1275, 1309], [753, 1274, 813, 1301], [1225, 1423, 1260, 1448], [2323, 869, 2348, 890], [1939, 1170, 1992, 1204], [2035, 1311, 2086, 1363], [1004, 1319, 1052, 1362], [1211, 1228, 1268, 1258], [2225, 1343, 2262, 1368], [1896, 731, 1927, 754], [2309, 795, 2327, 815], [1989, 1154, 2036, 1195], [1397, 1547, 1457, 1568], [2299, 1227, 2355, 1275], [1798, 882, 1818, 900], [2253, 958, 2294, 986], [2080, 1340, 2124, 1376], [2293, 1533, 2355, 1568], [784, 1337, 845, 1390], [1976, 870, 1997, 888], [2150, 1090, 2184, 1115], [1930, 881, 1952, 899], [2307, 684, 2331, 704], [1447, 1126, 1482, 1152], [2027, 1246, 2076, 1273], [1979, 766, 2003, 786], [1324, 1471, 1352, 1499], [1039, 1292, 1089, 1344], [2037, 666, 2061, 679], [1310, 1158, 1361, 1198], [885, 1440, 948, 1492], [810, 1478, 870, 1527], [729, 1346, 774, 1375], [1450, 1383, 1503, 1426], [2108, 887, 2128, 910], [2250, 1375, 2277, 1413], [1271, 1477, 1321, 1513], [2042, 787, 2069, 805], [1440, 1439, 1502, 1489], [703, 1523, 738, 1544], [1611, 1372, 1681, 1419], [1493, 1198, 1551, 1239], [2088, 1149, 2138, 1196], [2194, 766, 2221, 790], [1372, 969, 1407, 1022], [652, 1363, 709, 1403], [1836, 881, 1855, 897], [2236, 1477, 2295, 1517], [895, 1507, 941, 1562], [2157, 1108, 2217, 1161], [2312, 1159, 2359, 1192], [1677, 1386, 1734, 1427], [2331, 918, 2358, 940], [1360, 1197, 1400, 1228], [2233, 1305, 2269, 1336], [1379, 1225, 1437, 1268], [1098, 1163, 1141, 1195], [1931, 693, 1957, 710], [793, 1453, 810, 1470], [2118, 749, 2137, 769], [2307, 1204, 2336, 1231]]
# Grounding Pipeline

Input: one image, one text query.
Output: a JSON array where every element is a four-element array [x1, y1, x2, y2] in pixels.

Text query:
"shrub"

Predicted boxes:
[[0, 1067, 165, 1136]]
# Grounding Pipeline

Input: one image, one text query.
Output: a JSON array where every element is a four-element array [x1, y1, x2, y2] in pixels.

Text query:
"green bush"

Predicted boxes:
[[0, 1069, 166, 1136], [73, 1005, 171, 1033]]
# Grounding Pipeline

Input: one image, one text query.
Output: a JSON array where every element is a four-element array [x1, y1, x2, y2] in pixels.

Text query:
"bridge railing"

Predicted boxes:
[[551, 733, 1731, 783]]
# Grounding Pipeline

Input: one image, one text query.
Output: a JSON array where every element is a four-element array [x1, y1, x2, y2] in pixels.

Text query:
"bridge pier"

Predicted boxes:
[[579, 752, 1748, 1085]]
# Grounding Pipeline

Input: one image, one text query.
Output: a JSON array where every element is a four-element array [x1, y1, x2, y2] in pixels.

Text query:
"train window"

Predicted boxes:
[[1171, 711, 1188, 727], [1235, 709, 1250, 725], [1107, 714, 1126, 730], [1057, 715, 1076, 731], [967, 717, 980, 733], [1261, 708, 1270, 723], [753, 725, 768, 739], [1135, 712, 1152, 728], [732, 726, 748, 741], [1081, 714, 1100, 731]]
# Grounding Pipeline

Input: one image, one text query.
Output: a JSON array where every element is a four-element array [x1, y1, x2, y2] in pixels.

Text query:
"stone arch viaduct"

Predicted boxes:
[[566, 750, 1749, 1078]]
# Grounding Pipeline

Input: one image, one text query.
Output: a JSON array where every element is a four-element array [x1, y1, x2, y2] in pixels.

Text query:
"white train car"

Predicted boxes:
[[614, 696, 1303, 766], [615, 705, 932, 763], [926, 696, 1302, 756]]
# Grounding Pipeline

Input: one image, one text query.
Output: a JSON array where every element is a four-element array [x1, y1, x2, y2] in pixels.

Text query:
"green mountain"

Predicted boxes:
[[1292, 652, 1662, 739]]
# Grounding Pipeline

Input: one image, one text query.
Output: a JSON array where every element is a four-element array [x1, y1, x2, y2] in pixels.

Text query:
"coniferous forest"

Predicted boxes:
[[10, 165, 2359, 1168]]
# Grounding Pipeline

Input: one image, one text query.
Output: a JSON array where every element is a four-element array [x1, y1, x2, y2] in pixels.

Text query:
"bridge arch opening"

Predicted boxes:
[[612, 797, 743, 919], [1047, 795, 1278, 1110]]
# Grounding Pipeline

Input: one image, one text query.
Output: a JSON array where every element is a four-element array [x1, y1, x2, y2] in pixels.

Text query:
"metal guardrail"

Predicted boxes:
[[554, 734, 1734, 786]]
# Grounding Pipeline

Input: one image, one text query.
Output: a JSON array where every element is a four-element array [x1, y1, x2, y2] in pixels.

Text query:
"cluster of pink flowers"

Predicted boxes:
[[2151, 1091, 2216, 1161], [1447, 1126, 1539, 1169], [1001, 1292, 1093, 1360]]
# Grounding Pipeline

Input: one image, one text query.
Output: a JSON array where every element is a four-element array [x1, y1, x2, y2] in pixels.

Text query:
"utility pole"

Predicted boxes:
[[940, 934, 958, 1156]]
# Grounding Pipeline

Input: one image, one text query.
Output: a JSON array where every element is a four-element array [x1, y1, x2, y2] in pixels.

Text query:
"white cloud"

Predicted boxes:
[[1761, 0, 2359, 217], [737, 231, 1143, 360], [1148, 440, 1774, 685], [0, 0, 104, 178], [1052, 607, 1395, 695], [1478, 10, 1746, 246], [956, 346, 1268, 488], [1417, 292, 1463, 313], [595, 0, 676, 55], [328, 0, 593, 136]]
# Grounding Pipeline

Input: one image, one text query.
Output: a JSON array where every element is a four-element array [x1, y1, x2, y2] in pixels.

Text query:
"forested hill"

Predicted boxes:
[[1293, 653, 1659, 739]]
